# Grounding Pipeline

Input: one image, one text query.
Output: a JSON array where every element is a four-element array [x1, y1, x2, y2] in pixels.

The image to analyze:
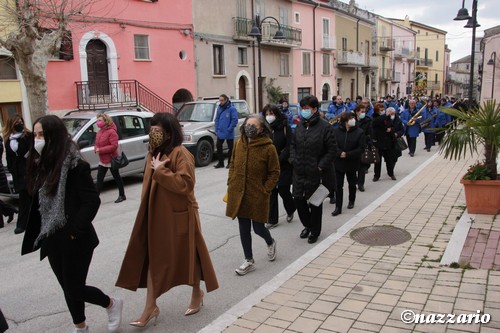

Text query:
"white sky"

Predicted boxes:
[[356, 0, 499, 63]]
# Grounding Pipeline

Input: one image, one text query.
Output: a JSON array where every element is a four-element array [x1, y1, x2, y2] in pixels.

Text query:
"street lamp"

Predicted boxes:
[[248, 15, 286, 112], [454, 0, 480, 108], [487, 52, 496, 100]]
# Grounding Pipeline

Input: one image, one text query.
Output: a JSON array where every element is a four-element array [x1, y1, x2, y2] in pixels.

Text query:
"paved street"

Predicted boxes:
[[0, 138, 467, 333]]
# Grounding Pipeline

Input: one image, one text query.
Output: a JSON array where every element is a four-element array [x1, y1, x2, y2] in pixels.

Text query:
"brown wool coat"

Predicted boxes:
[[226, 136, 280, 223], [116, 145, 218, 297]]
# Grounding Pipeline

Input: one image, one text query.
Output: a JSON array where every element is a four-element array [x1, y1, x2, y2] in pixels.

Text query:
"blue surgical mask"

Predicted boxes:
[[359, 113, 366, 119], [301, 109, 312, 119]]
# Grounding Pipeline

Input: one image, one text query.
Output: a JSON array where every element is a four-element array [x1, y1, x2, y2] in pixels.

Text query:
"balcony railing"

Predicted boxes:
[[337, 50, 365, 67], [322, 34, 335, 50], [363, 55, 378, 68], [379, 37, 394, 51], [233, 17, 302, 46], [75, 80, 176, 113], [380, 69, 392, 81], [416, 58, 433, 67], [394, 47, 416, 59]]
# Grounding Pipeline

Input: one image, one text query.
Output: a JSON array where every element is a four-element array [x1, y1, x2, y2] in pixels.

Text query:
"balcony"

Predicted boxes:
[[408, 73, 416, 82], [321, 35, 336, 50], [394, 47, 416, 59], [379, 37, 394, 52], [337, 50, 366, 67], [233, 17, 302, 47], [379, 69, 392, 81], [393, 71, 401, 83], [362, 55, 378, 69], [416, 58, 433, 68], [427, 81, 441, 90]]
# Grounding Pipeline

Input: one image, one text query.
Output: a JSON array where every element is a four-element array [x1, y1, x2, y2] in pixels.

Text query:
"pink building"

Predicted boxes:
[[391, 23, 416, 99], [480, 25, 500, 103], [44, 1, 195, 116]]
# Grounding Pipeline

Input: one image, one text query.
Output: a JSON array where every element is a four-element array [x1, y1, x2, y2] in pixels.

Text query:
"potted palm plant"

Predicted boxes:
[[440, 100, 500, 214]]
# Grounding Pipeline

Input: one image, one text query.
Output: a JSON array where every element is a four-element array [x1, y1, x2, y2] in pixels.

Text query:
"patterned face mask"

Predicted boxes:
[[149, 130, 165, 150], [244, 124, 259, 138]]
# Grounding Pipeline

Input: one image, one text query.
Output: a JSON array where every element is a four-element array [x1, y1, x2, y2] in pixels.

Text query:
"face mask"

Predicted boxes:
[[301, 109, 312, 119], [265, 115, 276, 124], [14, 123, 24, 132], [244, 124, 259, 138], [149, 130, 165, 150], [96, 120, 105, 128], [347, 118, 356, 127], [359, 113, 366, 119], [34, 139, 45, 156], [390, 115, 395, 120]]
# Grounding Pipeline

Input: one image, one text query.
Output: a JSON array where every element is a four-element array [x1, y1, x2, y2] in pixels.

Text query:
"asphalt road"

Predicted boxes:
[[0, 137, 436, 333]]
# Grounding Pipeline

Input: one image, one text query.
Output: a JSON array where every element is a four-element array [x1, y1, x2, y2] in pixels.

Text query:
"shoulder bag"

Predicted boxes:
[[111, 151, 129, 169]]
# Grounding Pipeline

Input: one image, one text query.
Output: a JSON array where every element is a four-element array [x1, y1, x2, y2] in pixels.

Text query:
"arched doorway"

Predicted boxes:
[[172, 88, 194, 111], [238, 77, 247, 101], [365, 75, 370, 98], [322, 83, 330, 101], [86, 39, 109, 96]]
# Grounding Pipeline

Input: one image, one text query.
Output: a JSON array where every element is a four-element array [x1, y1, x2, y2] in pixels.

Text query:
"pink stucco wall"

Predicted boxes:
[[46, 1, 195, 112]]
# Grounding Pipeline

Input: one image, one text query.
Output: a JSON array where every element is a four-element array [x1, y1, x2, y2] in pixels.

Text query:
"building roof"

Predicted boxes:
[[390, 18, 447, 35], [452, 55, 472, 64]]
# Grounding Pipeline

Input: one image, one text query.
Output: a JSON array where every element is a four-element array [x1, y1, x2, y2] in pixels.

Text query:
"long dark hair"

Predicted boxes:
[[150, 112, 183, 156], [26, 115, 78, 195]]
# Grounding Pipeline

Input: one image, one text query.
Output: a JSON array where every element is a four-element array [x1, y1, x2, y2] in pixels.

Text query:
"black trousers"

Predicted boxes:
[[216, 138, 234, 165], [237, 217, 273, 260], [16, 189, 30, 231], [48, 245, 110, 324], [406, 135, 417, 154], [268, 185, 296, 224], [424, 132, 435, 149], [335, 170, 357, 209], [374, 149, 396, 178], [294, 197, 322, 237], [357, 163, 370, 187], [96, 165, 125, 197]]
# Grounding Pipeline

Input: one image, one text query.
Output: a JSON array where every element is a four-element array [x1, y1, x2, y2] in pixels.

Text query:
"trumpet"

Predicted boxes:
[[407, 105, 426, 126], [328, 111, 345, 125]]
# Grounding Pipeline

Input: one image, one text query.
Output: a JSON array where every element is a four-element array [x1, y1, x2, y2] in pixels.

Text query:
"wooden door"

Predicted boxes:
[[238, 77, 247, 101], [86, 39, 109, 95]]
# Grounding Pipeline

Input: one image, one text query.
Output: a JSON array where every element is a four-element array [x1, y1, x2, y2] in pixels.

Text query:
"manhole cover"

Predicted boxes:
[[350, 225, 411, 246]]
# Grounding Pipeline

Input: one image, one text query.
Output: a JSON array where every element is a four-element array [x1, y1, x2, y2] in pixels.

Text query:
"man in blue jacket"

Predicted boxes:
[[214, 94, 238, 168], [326, 96, 346, 127]]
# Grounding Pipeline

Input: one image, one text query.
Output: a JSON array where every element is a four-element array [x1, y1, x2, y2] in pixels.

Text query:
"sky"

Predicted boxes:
[[356, 0, 499, 63]]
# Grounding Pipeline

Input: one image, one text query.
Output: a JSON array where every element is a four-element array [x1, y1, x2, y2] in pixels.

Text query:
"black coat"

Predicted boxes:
[[357, 116, 373, 145], [333, 124, 366, 173], [5, 132, 32, 192], [270, 118, 292, 186], [372, 114, 404, 151], [289, 112, 337, 199], [22, 160, 101, 260]]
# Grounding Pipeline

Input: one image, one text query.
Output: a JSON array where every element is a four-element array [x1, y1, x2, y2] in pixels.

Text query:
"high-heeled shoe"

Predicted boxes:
[[129, 307, 160, 327], [185, 290, 204, 316]]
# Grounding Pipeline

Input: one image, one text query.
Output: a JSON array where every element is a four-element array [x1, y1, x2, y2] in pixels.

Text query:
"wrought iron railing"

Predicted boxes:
[[75, 80, 176, 113], [233, 17, 302, 45]]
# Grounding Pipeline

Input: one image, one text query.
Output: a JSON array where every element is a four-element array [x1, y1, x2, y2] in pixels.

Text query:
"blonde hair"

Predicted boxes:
[[97, 113, 113, 126]]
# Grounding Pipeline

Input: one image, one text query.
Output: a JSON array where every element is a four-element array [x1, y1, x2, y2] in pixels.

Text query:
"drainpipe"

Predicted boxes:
[[313, 1, 319, 97], [251, 0, 257, 112], [356, 18, 360, 99]]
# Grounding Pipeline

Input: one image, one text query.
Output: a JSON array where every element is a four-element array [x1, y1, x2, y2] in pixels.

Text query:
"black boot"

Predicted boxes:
[[331, 207, 342, 216], [115, 195, 126, 203], [214, 162, 224, 168]]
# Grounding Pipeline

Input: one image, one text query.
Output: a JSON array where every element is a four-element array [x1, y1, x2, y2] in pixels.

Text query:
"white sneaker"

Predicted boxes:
[[106, 297, 123, 332], [235, 259, 255, 275], [267, 239, 277, 261], [73, 326, 89, 333], [265, 222, 278, 229]]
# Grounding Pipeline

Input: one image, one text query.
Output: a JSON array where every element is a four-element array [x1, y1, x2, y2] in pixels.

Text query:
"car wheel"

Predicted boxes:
[[195, 140, 213, 167]]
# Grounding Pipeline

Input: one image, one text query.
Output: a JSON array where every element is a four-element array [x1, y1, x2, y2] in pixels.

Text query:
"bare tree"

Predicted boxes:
[[0, 0, 109, 121]]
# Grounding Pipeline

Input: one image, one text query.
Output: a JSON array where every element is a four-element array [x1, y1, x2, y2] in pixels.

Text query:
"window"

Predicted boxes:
[[213, 45, 225, 75], [117, 115, 147, 139], [237, 0, 246, 18], [280, 53, 289, 76], [403, 63, 406, 75], [322, 18, 330, 48], [435, 73, 438, 83], [238, 47, 247, 66], [256, 0, 265, 16], [302, 52, 311, 75], [322, 53, 331, 75], [342, 37, 347, 51], [295, 12, 300, 24], [436, 50, 439, 61], [0, 56, 17, 80], [426, 32, 428, 36], [417, 29, 420, 34], [417, 46, 420, 57], [134, 35, 150, 60], [279, 7, 288, 26], [297, 87, 311, 101], [466, 64, 470, 70], [425, 48, 428, 61]]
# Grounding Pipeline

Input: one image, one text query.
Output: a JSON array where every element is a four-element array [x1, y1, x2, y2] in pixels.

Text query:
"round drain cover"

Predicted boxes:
[[350, 225, 411, 246]]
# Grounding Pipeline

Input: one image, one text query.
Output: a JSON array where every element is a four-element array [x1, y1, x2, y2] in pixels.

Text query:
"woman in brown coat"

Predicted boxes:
[[226, 114, 280, 276], [116, 113, 218, 327]]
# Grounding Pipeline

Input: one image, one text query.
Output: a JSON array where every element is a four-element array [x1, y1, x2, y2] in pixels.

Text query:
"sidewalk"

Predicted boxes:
[[200, 152, 500, 333]]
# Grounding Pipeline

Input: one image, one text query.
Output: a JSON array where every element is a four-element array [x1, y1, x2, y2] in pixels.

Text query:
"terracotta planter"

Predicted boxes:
[[460, 178, 500, 214]]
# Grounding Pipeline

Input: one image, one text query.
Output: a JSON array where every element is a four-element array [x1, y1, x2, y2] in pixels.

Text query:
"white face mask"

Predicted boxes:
[[347, 118, 356, 127], [266, 115, 276, 124], [390, 115, 395, 120], [34, 139, 45, 156]]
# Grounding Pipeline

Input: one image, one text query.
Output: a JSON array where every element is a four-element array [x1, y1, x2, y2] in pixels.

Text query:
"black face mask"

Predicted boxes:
[[14, 124, 24, 132]]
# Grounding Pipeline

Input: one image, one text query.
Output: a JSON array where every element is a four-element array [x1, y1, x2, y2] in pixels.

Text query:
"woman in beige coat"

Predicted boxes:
[[116, 113, 218, 327], [226, 114, 280, 276]]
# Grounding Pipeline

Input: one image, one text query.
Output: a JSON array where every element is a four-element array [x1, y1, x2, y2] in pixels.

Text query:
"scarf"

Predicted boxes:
[[9, 132, 22, 153], [34, 146, 81, 247]]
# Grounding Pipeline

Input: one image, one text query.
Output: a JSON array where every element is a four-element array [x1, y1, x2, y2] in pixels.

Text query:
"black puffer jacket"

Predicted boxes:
[[357, 116, 373, 145], [372, 114, 404, 151], [270, 117, 291, 165], [289, 112, 336, 199], [333, 124, 366, 173]]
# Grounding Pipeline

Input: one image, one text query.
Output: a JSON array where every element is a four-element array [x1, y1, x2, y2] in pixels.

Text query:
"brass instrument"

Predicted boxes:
[[407, 105, 426, 126], [328, 111, 345, 125], [420, 113, 437, 128]]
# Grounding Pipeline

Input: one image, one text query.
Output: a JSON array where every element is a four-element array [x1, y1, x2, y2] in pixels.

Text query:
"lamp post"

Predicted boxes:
[[454, 0, 480, 108], [248, 15, 286, 112], [487, 51, 496, 100]]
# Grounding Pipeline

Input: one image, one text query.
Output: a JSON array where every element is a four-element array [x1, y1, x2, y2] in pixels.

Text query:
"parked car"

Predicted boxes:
[[176, 99, 251, 167], [62, 108, 154, 181]]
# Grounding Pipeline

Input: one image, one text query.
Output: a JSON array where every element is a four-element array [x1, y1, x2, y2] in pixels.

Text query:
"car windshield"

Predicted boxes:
[[177, 103, 216, 122], [63, 118, 91, 137]]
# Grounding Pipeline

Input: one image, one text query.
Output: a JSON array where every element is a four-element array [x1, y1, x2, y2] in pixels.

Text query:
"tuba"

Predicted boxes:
[[407, 105, 426, 126]]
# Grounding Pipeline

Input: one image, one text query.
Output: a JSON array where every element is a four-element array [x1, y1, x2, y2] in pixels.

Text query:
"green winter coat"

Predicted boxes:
[[226, 136, 280, 223]]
